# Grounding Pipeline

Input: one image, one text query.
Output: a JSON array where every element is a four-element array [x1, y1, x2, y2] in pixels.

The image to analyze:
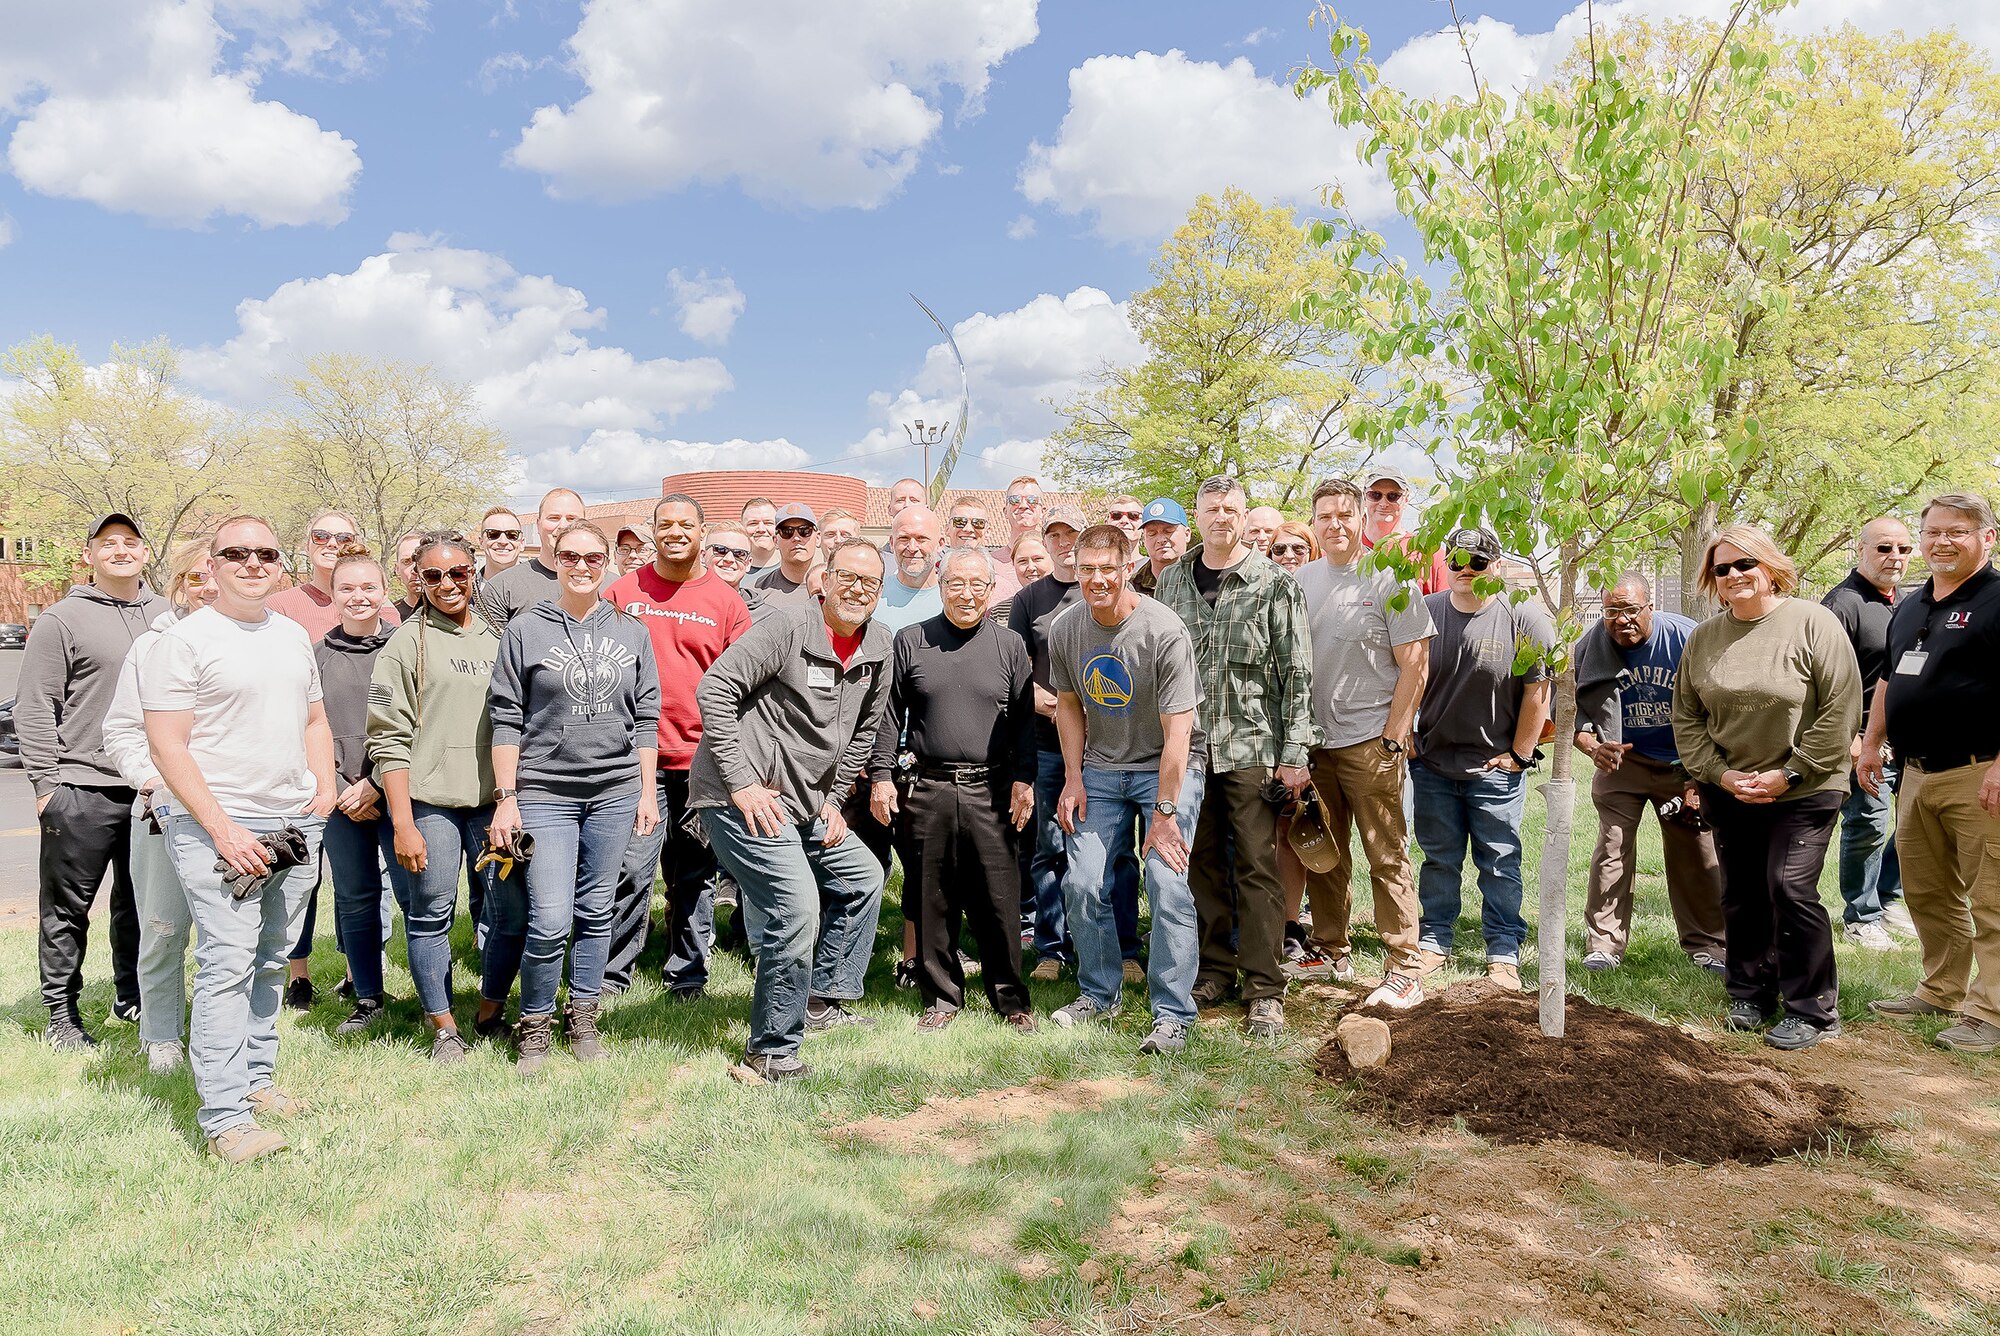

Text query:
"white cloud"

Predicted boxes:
[[185, 233, 734, 500], [509, 0, 1039, 208], [1237, 27, 1279, 48], [0, 214, 13, 248], [1006, 214, 1036, 240], [0, 1, 377, 227], [666, 269, 746, 345]]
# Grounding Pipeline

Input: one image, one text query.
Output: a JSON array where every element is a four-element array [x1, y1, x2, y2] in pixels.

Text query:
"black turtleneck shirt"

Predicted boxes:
[[872, 613, 1036, 783]]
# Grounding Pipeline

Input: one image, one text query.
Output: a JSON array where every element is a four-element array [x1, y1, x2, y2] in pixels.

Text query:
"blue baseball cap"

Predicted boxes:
[[1141, 498, 1188, 528]]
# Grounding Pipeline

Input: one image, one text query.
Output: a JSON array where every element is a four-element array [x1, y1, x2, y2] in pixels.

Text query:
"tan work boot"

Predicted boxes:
[[247, 1086, 307, 1119], [1868, 993, 1951, 1018], [566, 1000, 606, 1062], [1029, 957, 1063, 982], [515, 1013, 555, 1075], [1486, 961, 1523, 992], [207, 1123, 289, 1164]]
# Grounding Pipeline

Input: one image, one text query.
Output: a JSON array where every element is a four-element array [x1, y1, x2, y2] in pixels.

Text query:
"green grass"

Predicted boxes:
[[0, 795, 1945, 1334]]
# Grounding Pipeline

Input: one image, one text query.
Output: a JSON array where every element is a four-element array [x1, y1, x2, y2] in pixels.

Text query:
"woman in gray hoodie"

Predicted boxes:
[[486, 520, 660, 1072]]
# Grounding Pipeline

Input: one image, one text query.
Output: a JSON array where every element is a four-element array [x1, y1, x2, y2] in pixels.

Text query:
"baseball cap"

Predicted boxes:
[[1042, 505, 1087, 535], [88, 512, 148, 544], [1286, 784, 1339, 875], [1362, 466, 1410, 491], [1444, 527, 1502, 561], [774, 503, 818, 528], [615, 526, 644, 545], [1141, 498, 1188, 528]]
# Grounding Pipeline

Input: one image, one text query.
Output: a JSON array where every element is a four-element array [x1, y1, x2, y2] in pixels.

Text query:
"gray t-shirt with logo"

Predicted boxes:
[[1416, 593, 1557, 780], [1294, 558, 1435, 749], [1049, 597, 1207, 770]]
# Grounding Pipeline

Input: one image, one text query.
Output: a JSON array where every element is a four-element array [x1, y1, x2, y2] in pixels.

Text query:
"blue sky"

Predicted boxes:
[[0, 0, 1989, 505]]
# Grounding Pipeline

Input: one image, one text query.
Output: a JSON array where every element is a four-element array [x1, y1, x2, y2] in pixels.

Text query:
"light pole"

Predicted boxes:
[[903, 418, 949, 488]]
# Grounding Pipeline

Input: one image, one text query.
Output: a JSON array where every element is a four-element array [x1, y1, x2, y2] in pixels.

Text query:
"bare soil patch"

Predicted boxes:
[[1316, 979, 1864, 1164], [833, 1076, 1149, 1163]]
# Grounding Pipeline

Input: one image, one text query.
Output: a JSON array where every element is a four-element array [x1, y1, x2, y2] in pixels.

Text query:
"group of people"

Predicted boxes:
[[17, 464, 1999, 1163]]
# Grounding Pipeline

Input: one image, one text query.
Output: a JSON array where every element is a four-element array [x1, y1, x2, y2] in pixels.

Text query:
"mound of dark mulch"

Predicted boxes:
[[1315, 980, 1867, 1165]]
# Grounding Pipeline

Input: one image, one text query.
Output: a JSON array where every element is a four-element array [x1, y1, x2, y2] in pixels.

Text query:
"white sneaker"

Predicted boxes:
[[1882, 901, 1918, 938], [145, 1041, 184, 1075], [1844, 920, 1896, 951], [1364, 973, 1424, 1011], [1582, 951, 1618, 972]]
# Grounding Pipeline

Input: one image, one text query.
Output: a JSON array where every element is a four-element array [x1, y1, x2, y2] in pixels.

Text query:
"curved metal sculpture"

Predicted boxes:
[[909, 293, 969, 505]]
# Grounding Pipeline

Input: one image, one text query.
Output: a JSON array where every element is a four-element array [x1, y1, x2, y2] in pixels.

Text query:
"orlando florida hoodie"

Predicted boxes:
[[488, 598, 660, 801]]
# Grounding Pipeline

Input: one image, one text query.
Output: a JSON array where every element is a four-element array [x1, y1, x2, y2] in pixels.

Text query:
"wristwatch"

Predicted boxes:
[[496, 787, 518, 800], [1153, 798, 1177, 818], [1781, 768, 1804, 789], [1379, 737, 1405, 755], [1509, 749, 1536, 771]]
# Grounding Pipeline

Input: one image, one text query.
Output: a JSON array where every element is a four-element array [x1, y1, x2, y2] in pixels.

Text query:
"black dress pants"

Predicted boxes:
[[38, 782, 141, 1018], [598, 769, 715, 993], [904, 774, 1029, 1015], [1702, 785, 1842, 1025]]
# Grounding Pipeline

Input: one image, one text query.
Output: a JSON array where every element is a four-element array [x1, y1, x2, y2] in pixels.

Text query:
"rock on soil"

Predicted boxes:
[[1335, 1013, 1392, 1068], [1314, 979, 1866, 1165]]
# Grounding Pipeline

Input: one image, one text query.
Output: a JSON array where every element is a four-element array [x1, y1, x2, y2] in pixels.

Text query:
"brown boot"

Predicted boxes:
[[515, 1013, 555, 1075], [566, 1000, 606, 1062]]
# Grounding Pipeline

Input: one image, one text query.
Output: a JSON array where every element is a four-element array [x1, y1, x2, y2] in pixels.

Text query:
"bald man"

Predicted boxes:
[[1245, 507, 1286, 556], [876, 506, 944, 633]]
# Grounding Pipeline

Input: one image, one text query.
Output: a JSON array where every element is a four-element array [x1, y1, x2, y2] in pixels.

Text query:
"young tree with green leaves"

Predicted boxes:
[[1297, 0, 1794, 1034]]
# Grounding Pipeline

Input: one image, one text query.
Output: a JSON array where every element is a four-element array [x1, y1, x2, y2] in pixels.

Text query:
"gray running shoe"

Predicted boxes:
[[1050, 996, 1112, 1029], [1138, 1019, 1188, 1055]]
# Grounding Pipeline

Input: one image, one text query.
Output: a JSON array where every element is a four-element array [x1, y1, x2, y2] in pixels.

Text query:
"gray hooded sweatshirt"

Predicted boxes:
[[688, 599, 892, 823], [488, 598, 660, 800], [16, 582, 169, 796]]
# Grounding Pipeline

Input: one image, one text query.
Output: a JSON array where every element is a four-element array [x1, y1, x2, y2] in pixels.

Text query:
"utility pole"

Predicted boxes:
[[903, 418, 949, 489]]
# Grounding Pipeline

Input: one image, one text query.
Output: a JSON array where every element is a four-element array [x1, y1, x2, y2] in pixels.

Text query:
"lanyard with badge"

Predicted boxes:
[[1896, 622, 1930, 676]]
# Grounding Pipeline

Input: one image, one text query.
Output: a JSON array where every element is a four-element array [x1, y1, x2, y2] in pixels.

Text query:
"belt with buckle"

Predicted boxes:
[[920, 763, 994, 783], [1907, 750, 1999, 774]]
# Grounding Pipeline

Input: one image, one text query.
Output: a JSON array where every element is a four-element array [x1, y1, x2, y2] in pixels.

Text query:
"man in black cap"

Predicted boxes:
[[752, 503, 819, 599], [18, 513, 168, 1048]]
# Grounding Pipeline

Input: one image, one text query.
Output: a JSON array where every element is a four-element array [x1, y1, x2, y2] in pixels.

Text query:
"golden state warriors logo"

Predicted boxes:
[[1082, 653, 1133, 713]]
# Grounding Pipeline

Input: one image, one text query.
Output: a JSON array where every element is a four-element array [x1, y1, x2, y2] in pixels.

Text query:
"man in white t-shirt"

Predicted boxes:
[[142, 514, 337, 1164]]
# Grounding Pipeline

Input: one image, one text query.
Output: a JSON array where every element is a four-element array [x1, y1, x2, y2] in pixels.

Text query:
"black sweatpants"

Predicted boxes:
[[599, 769, 714, 993], [904, 774, 1029, 1016], [1702, 785, 1842, 1025], [38, 782, 141, 1018], [841, 779, 918, 924]]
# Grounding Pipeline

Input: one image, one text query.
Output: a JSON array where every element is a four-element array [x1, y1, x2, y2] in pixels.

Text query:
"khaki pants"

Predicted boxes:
[[1583, 753, 1727, 959], [1896, 761, 2000, 1028], [1302, 740, 1420, 974]]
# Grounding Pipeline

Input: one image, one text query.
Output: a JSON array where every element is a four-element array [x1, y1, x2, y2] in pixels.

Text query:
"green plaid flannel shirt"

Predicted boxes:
[[1154, 545, 1316, 772]]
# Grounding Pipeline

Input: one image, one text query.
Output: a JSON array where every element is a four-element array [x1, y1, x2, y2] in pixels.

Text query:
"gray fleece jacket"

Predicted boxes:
[[16, 582, 169, 796], [688, 599, 892, 822], [488, 598, 660, 799]]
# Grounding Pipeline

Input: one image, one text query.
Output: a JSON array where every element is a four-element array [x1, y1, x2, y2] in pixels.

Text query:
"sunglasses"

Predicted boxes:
[[1108, 510, 1141, 522], [555, 549, 608, 570], [216, 546, 282, 567], [483, 528, 522, 542], [776, 523, 816, 539], [182, 571, 212, 587], [1711, 556, 1761, 579], [1366, 489, 1403, 503], [419, 565, 475, 586], [828, 569, 883, 594], [1872, 543, 1914, 555], [950, 516, 989, 530], [1269, 542, 1310, 557], [706, 543, 751, 562], [1448, 551, 1493, 572], [310, 529, 357, 546], [1005, 494, 1040, 507]]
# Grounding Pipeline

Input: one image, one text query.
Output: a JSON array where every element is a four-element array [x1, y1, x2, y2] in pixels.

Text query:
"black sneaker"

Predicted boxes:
[[1282, 921, 1307, 963], [892, 959, 919, 991], [47, 1015, 97, 1051], [1766, 1015, 1840, 1051], [334, 977, 355, 1001], [110, 999, 141, 1024], [668, 984, 705, 1003], [473, 1011, 513, 1043], [334, 998, 385, 1036], [1724, 1000, 1770, 1032], [284, 978, 314, 1011], [804, 1000, 876, 1032]]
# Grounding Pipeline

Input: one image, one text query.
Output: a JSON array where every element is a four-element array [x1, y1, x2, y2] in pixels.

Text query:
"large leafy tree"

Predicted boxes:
[[1297, 0, 1792, 1033], [1049, 188, 1406, 506]]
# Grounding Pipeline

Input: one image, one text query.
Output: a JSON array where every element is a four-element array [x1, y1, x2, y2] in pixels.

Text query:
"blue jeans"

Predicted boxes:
[[1028, 749, 1072, 962], [1062, 766, 1206, 1023], [1413, 761, 1530, 961], [325, 809, 400, 1002], [701, 806, 885, 1059], [487, 790, 639, 1016], [164, 812, 324, 1139], [395, 801, 511, 1019], [133, 793, 193, 1047], [1838, 766, 1903, 924]]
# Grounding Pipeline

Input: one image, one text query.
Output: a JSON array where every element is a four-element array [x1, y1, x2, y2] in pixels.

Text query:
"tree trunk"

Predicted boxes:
[[1679, 499, 1719, 617], [1537, 547, 1582, 1038]]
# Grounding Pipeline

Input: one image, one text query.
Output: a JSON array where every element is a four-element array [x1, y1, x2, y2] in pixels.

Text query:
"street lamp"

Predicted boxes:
[[903, 418, 950, 486]]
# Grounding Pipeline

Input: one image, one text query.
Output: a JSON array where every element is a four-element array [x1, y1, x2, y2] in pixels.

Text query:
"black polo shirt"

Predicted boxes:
[[1821, 569, 1900, 724], [1882, 563, 2000, 766]]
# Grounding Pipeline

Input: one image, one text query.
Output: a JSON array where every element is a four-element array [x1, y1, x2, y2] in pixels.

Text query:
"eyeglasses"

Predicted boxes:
[[309, 529, 357, 546], [555, 550, 608, 570], [1107, 510, 1141, 522], [950, 516, 989, 530], [1711, 556, 1761, 579], [1005, 494, 1040, 507], [776, 523, 816, 539], [215, 546, 283, 567], [1919, 526, 1977, 543], [1871, 543, 1913, 555], [1448, 551, 1493, 572], [419, 565, 475, 586], [941, 577, 994, 593], [182, 571, 211, 587], [1269, 542, 1310, 558], [1366, 489, 1403, 503], [1074, 562, 1124, 578], [1603, 603, 1651, 621], [827, 569, 883, 594], [483, 528, 522, 542], [706, 543, 751, 562]]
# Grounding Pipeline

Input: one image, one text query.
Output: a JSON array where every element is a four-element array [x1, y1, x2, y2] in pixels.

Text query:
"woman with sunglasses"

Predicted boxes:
[[366, 531, 516, 1063], [485, 521, 660, 1071], [1672, 523, 1862, 1052], [1263, 522, 1320, 956], [315, 545, 401, 1037], [100, 540, 219, 1073]]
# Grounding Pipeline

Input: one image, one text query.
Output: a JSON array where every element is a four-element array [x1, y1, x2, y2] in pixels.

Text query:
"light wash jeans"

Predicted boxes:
[[164, 812, 324, 1139], [133, 792, 192, 1047], [702, 806, 885, 1059], [1412, 761, 1530, 961], [486, 789, 639, 1016], [1061, 766, 1206, 1023], [1837, 766, 1903, 925]]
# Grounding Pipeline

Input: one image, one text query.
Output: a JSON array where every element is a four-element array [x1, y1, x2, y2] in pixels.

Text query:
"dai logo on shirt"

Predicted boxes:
[[1945, 610, 1973, 631]]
